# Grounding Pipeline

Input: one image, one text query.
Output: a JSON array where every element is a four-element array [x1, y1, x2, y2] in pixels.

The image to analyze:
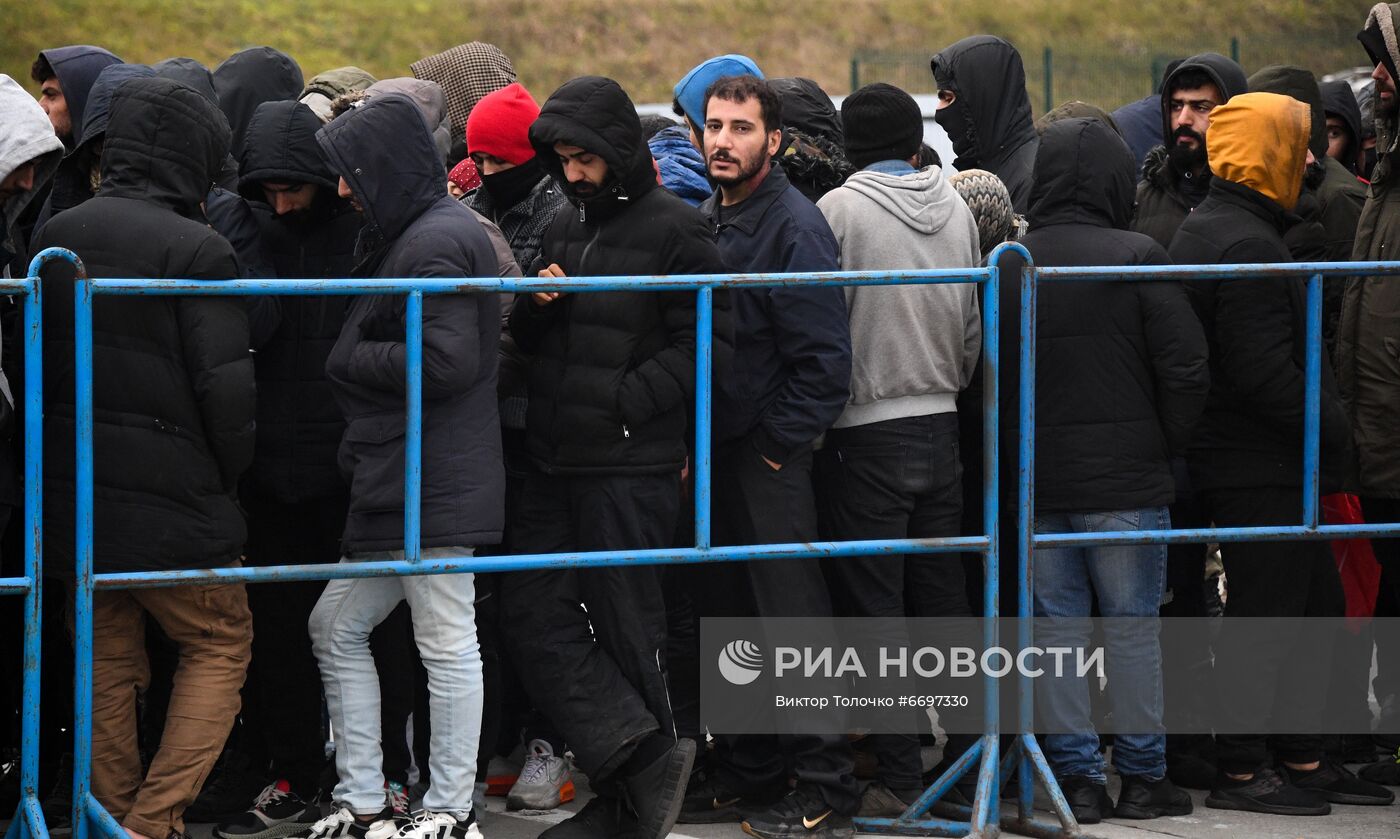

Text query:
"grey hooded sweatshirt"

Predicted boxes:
[[816, 164, 982, 428]]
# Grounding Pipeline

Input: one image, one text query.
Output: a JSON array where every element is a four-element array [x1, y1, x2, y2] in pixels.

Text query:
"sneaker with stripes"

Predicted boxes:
[[393, 811, 481, 839], [291, 806, 398, 839]]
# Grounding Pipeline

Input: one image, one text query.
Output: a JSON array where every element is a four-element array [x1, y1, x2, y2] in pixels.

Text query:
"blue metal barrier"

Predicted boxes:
[[3, 256, 46, 839], [28, 242, 1400, 839]]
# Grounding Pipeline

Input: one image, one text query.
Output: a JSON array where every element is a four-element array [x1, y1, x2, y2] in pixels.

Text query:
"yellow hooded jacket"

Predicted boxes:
[[1205, 91, 1311, 211]]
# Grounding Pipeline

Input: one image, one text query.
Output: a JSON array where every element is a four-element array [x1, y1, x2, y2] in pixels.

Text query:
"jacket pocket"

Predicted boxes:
[[343, 413, 406, 446]]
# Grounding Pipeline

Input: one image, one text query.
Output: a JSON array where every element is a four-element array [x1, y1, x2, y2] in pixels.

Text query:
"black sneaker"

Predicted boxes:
[[215, 781, 321, 839], [679, 768, 785, 824], [1058, 776, 1113, 825], [622, 737, 695, 839], [539, 795, 638, 839], [740, 787, 854, 839], [1205, 768, 1330, 816], [290, 807, 398, 839], [187, 754, 270, 823], [1279, 760, 1396, 805], [1113, 775, 1193, 819], [1359, 748, 1400, 786], [855, 783, 921, 818]]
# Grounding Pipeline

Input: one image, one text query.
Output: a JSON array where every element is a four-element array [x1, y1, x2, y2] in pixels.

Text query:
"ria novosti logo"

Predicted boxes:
[[718, 639, 764, 685]]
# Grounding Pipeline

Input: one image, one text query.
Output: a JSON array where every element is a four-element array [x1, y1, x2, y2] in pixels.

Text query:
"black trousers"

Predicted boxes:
[[501, 469, 679, 783], [814, 413, 969, 791], [1362, 498, 1400, 714], [1161, 459, 1217, 758], [693, 439, 858, 815], [1202, 486, 1345, 774], [240, 490, 416, 793]]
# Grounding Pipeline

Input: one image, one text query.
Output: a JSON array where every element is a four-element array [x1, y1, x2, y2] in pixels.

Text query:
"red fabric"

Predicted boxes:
[[449, 158, 481, 192], [465, 82, 540, 165], [1324, 493, 1383, 630]]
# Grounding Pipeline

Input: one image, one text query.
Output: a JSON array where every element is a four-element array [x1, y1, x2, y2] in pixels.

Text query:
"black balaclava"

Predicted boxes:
[[482, 157, 543, 211]]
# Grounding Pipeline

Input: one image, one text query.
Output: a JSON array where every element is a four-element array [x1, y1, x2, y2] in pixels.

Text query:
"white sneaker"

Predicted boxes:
[[506, 739, 574, 811], [295, 807, 398, 839], [393, 811, 482, 839]]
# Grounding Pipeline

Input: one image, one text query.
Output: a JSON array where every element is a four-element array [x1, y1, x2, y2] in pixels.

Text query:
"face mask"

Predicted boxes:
[[936, 96, 978, 164], [481, 158, 543, 210]]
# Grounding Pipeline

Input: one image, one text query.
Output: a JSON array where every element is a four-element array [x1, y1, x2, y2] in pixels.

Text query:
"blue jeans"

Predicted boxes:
[[1033, 508, 1168, 782], [310, 548, 483, 816]]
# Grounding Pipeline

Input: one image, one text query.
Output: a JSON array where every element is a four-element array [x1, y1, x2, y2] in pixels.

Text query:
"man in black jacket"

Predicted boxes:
[[302, 92, 503, 839], [1169, 91, 1391, 816], [34, 75, 255, 839], [212, 97, 368, 839], [1132, 53, 1248, 250], [929, 35, 1038, 213], [499, 75, 723, 839], [689, 74, 857, 839], [997, 118, 1208, 824]]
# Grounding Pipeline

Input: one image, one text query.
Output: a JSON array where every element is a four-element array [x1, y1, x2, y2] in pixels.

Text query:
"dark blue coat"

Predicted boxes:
[[700, 162, 851, 462], [317, 93, 504, 552]]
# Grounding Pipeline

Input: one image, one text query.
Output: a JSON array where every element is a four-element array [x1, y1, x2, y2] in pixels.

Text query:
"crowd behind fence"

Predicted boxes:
[[4, 244, 1400, 839]]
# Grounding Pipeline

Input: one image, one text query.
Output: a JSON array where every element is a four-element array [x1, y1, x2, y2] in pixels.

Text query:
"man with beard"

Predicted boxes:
[[929, 35, 1038, 212], [1339, 1, 1400, 786], [688, 74, 857, 839], [1132, 54, 1248, 249], [210, 97, 366, 839], [499, 75, 725, 839]]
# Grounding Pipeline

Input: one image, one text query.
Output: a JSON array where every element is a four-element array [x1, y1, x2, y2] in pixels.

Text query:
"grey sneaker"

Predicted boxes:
[[505, 740, 574, 811]]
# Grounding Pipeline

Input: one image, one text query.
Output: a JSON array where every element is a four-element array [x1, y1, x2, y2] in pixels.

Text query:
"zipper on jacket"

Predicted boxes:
[[623, 424, 631, 438]]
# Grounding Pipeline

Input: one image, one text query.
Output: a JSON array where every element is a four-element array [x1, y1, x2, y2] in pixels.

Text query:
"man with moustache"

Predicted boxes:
[[1133, 53, 1249, 249], [686, 74, 856, 839]]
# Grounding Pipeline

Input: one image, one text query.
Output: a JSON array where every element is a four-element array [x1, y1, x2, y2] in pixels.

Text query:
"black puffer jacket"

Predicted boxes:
[[930, 36, 1038, 212], [317, 92, 504, 551], [35, 77, 254, 573], [997, 119, 1209, 512], [510, 76, 726, 474], [239, 100, 362, 503], [1131, 53, 1249, 249], [1170, 178, 1353, 492]]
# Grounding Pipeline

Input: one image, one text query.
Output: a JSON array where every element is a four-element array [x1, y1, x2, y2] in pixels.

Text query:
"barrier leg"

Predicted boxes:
[[83, 797, 124, 839], [23, 795, 48, 839], [71, 276, 94, 839]]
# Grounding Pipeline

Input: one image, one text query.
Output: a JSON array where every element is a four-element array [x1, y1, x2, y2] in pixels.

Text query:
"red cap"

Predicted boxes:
[[466, 82, 540, 166], [449, 157, 481, 192]]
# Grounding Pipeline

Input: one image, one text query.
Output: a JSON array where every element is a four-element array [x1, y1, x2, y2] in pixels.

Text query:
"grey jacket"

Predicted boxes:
[[817, 164, 982, 428]]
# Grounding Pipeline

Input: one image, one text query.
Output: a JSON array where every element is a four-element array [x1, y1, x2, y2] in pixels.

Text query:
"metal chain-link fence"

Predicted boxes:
[[853, 22, 1368, 114]]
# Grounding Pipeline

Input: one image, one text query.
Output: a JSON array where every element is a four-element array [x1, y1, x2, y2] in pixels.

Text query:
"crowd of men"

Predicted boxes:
[[5, 4, 1400, 839]]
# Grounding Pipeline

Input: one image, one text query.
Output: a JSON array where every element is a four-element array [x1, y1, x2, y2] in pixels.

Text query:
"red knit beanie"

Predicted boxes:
[[466, 82, 540, 165]]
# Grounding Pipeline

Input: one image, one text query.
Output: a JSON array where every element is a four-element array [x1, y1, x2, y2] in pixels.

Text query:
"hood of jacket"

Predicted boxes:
[[0, 75, 65, 246], [74, 63, 157, 157], [840, 165, 961, 234], [1207, 92, 1310, 211], [213, 46, 304, 157], [300, 66, 377, 121], [1320, 79, 1363, 164], [98, 76, 231, 218], [649, 124, 711, 205], [152, 57, 217, 104], [529, 76, 657, 218], [1362, 3, 1400, 156], [1248, 65, 1327, 159], [409, 41, 516, 146], [1035, 100, 1121, 137], [770, 77, 843, 145], [237, 100, 337, 198], [930, 35, 1036, 169], [1158, 53, 1248, 145], [365, 77, 452, 161], [38, 45, 122, 143], [317, 92, 445, 241], [1029, 117, 1136, 229]]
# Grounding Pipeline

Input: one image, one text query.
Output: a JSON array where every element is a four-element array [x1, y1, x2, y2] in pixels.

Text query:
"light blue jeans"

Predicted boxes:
[[1032, 508, 1168, 783], [309, 548, 482, 816]]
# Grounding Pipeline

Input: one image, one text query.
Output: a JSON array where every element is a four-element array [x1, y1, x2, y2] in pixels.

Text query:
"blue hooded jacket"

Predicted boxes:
[[649, 125, 710, 206]]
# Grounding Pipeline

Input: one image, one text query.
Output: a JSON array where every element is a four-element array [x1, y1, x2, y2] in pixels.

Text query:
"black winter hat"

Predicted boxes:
[[841, 83, 924, 169]]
